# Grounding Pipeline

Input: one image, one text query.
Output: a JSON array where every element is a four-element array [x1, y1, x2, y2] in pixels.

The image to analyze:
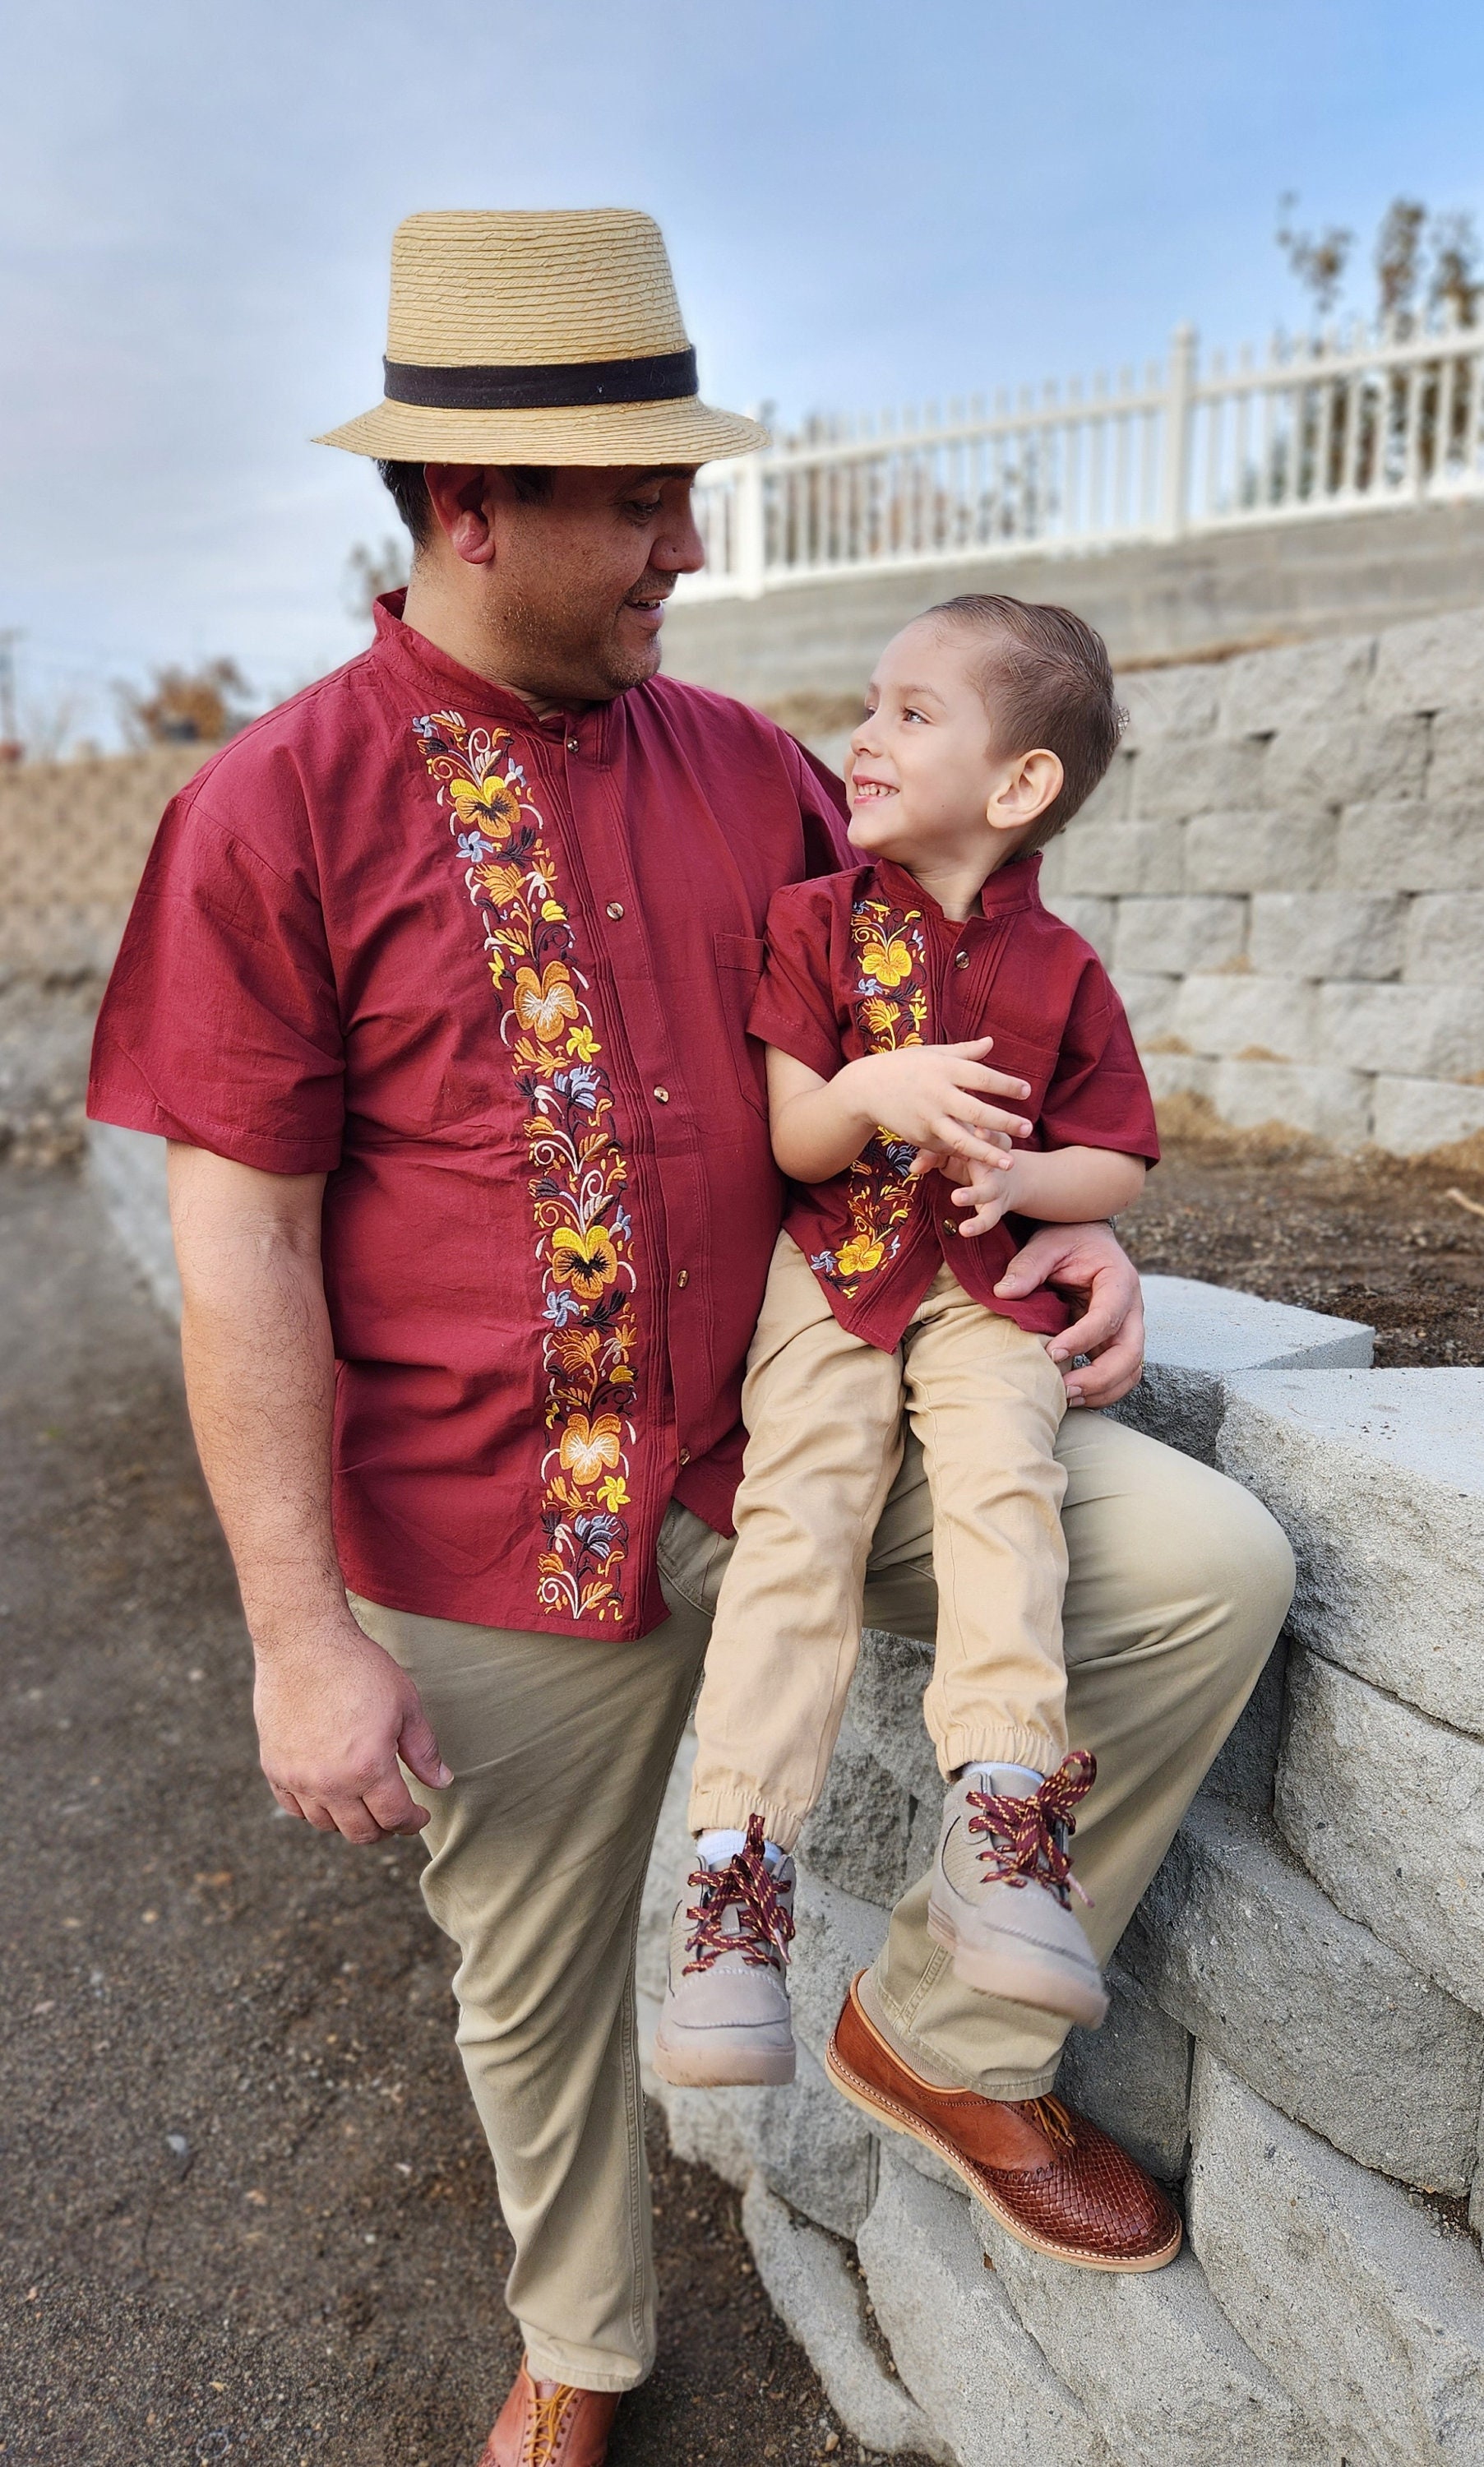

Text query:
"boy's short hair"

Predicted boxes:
[[925, 594, 1125, 852]]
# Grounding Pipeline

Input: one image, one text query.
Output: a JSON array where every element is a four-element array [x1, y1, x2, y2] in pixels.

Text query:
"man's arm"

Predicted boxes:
[[168, 1144, 451, 1843]]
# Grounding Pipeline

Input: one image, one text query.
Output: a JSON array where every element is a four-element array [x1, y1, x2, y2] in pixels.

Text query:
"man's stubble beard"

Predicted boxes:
[[495, 572, 661, 706]]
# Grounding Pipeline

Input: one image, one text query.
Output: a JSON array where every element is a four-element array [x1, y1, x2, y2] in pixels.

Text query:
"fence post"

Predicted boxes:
[[734, 405, 768, 599], [1161, 324, 1198, 538]]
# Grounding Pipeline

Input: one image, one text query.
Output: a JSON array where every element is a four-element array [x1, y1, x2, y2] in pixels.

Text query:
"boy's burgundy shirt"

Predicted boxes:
[[87, 596, 848, 1641], [748, 854, 1158, 1350]]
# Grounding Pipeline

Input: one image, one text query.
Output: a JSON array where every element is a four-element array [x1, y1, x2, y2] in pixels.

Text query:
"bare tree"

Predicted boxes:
[[115, 660, 255, 748], [345, 537, 411, 628], [1276, 194, 1353, 318]]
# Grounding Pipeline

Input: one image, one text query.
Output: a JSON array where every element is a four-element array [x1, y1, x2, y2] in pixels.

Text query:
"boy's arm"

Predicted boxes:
[[765, 1041, 1034, 1183], [940, 1142, 1145, 1238]]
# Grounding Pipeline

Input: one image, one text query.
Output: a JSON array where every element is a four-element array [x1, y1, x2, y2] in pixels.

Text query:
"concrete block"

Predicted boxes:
[[1402, 891, 1484, 984], [86, 1123, 181, 1321], [1042, 892, 1116, 962], [1218, 632, 1374, 738], [742, 2175, 945, 2460], [1112, 970, 1180, 1042], [1184, 808, 1337, 895], [1371, 1075, 1484, 1156], [1423, 702, 1484, 803], [1209, 1057, 1375, 1146], [858, 2148, 1114, 2467], [1130, 736, 1269, 822], [853, 1627, 937, 1807], [1113, 895, 1247, 976], [1119, 664, 1221, 742], [1338, 799, 1484, 891], [1263, 712, 1429, 809], [1124, 1797, 1484, 2193], [1043, 820, 1184, 897], [798, 1714, 914, 1908], [1169, 972, 1318, 1061], [751, 2039, 879, 2238], [1275, 1652, 1484, 2016], [1143, 1049, 1218, 1107], [1110, 1275, 1372, 1465], [1188, 2050, 1484, 2467], [1200, 1634, 1290, 1812], [1315, 979, 1484, 1078], [791, 1870, 889, 2064], [1217, 1368, 1484, 1734], [983, 2227, 1329, 2467], [1247, 891, 1406, 981], [1367, 605, 1484, 716], [1074, 748, 1136, 823], [1055, 1959, 1193, 2184]]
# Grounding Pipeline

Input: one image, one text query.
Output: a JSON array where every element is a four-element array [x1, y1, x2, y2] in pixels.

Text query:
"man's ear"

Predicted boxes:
[[987, 748, 1064, 835], [423, 465, 502, 568]]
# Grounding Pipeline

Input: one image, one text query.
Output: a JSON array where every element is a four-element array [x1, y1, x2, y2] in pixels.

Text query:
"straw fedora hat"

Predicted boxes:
[[317, 208, 765, 467]]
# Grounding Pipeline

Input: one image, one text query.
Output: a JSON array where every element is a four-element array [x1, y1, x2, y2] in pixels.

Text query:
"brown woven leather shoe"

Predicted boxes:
[[477, 2360, 620, 2466], [825, 1972, 1181, 2272]]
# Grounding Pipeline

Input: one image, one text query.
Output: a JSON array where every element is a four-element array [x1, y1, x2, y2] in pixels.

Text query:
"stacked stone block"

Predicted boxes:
[[1039, 609, 1484, 1155], [639, 1279, 1484, 2466]]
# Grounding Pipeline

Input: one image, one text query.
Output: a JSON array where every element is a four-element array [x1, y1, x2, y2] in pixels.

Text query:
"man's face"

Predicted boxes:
[[428, 464, 705, 705]]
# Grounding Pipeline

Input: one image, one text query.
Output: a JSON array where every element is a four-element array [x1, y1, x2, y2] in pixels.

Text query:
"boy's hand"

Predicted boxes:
[[844, 1039, 1032, 1167], [910, 1146, 1022, 1236]]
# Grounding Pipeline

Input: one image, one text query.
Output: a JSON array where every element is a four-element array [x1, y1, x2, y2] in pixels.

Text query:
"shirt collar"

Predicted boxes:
[[370, 590, 614, 754], [872, 850, 1043, 928]]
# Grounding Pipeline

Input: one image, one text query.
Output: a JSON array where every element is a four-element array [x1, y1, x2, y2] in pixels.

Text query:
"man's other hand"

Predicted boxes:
[[253, 1616, 453, 1844], [994, 1220, 1146, 1409]]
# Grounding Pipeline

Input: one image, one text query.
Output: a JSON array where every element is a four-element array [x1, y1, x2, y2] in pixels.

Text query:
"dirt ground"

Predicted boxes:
[[0, 1166, 894, 2467], [4, 1133, 1478, 2465]]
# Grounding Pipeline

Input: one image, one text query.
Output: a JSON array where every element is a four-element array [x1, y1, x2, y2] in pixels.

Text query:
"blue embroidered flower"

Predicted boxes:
[[610, 1204, 634, 1240], [573, 1511, 624, 1562], [543, 1289, 583, 1328], [456, 829, 492, 862], [559, 1064, 603, 1113]]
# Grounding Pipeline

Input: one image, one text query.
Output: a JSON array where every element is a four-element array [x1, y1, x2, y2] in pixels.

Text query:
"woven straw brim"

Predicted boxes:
[[315, 395, 765, 466]]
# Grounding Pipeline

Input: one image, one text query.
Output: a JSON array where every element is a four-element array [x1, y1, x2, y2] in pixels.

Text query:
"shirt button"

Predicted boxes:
[[566, 735, 580, 752], [678, 1446, 691, 1465], [955, 950, 970, 968], [654, 1086, 670, 1103], [606, 901, 625, 919], [677, 1268, 690, 1288]]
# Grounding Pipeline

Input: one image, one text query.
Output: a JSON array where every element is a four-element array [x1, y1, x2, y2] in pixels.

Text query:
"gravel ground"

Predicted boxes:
[[5, 1134, 1477, 2465], [0, 1166, 892, 2467]]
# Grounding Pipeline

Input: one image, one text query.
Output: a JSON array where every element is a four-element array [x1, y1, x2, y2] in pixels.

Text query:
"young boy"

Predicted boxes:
[[654, 594, 1158, 2091]]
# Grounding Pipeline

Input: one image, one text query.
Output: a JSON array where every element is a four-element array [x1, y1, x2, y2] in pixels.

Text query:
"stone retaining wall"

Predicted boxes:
[[638, 1277, 1484, 2467], [1042, 609, 1484, 1159]]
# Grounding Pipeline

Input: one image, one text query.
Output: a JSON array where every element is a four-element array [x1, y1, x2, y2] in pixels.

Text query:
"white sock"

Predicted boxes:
[[696, 1827, 787, 1872], [962, 1761, 1044, 1791]]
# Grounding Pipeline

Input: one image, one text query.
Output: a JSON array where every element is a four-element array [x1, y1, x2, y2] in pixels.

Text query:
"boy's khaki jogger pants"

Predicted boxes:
[[351, 1409, 1294, 2392], [688, 1233, 1071, 1850]]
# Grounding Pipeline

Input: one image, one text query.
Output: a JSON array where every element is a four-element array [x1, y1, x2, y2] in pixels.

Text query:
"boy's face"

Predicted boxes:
[[844, 618, 1059, 886]]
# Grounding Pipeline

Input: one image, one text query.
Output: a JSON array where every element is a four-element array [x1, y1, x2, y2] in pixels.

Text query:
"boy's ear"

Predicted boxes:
[[987, 748, 1064, 835]]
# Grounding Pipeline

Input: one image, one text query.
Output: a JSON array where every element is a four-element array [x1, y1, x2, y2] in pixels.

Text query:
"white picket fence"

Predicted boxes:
[[682, 318, 1484, 599]]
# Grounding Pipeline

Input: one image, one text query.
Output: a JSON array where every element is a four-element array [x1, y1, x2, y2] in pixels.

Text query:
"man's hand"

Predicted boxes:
[[253, 1612, 453, 1844], [994, 1220, 1146, 1408]]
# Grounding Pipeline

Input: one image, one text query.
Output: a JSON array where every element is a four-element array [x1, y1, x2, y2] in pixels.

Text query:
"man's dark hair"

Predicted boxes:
[[376, 459, 556, 549], [924, 593, 1125, 852]]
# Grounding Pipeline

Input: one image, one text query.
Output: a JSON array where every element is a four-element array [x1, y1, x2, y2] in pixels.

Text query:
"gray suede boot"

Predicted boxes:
[[653, 1816, 797, 2087], [927, 1752, 1107, 2026]]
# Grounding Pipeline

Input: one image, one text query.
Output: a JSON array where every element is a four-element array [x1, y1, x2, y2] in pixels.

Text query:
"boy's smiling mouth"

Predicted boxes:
[[850, 774, 897, 802]]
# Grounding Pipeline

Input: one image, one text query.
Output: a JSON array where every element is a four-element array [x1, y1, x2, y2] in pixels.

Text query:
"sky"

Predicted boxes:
[[3, 0, 1484, 745]]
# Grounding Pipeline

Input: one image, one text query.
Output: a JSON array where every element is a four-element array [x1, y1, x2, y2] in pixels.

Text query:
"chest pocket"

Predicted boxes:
[[980, 1025, 1061, 1134], [714, 931, 769, 1120]]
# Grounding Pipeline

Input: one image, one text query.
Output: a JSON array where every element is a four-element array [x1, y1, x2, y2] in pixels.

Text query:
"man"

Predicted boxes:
[[90, 210, 1293, 2466]]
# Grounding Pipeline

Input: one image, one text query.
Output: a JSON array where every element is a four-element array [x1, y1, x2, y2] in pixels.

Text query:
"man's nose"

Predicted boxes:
[[652, 492, 706, 575]]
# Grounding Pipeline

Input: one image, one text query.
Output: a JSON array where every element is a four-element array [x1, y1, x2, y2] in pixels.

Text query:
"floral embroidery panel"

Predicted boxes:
[[412, 711, 638, 1626], [811, 895, 929, 1298]]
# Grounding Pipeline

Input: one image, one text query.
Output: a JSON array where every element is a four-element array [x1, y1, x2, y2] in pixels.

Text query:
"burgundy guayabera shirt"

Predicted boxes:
[[748, 857, 1158, 1351], [88, 596, 847, 1641]]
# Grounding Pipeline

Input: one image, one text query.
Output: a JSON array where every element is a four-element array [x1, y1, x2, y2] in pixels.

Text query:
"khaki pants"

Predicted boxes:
[[689, 1233, 1070, 1849], [352, 1413, 1293, 2390]]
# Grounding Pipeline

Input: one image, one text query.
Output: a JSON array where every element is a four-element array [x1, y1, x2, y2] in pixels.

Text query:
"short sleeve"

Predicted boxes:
[[746, 881, 846, 1084], [1038, 960, 1159, 1164], [88, 779, 345, 1174]]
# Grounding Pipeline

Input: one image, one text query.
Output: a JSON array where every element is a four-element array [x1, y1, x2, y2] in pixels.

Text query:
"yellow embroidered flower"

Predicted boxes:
[[859, 995, 898, 1039], [597, 1473, 630, 1511], [450, 771, 521, 848], [566, 1023, 600, 1062], [513, 963, 580, 1042], [541, 900, 567, 923], [858, 929, 914, 989], [559, 1413, 625, 1484], [835, 1234, 885, 1279], [551, 1223, 620, 1303], [476, 859, 524, 903]]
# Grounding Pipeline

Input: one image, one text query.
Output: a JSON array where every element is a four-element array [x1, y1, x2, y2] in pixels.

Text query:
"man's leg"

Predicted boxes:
[[350, 1578, 710, 2394], [859, 1409, 1296, 2094]]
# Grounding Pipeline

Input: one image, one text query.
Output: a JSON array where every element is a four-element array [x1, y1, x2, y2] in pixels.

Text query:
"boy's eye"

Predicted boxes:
[[902, 706, 927, 724]]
